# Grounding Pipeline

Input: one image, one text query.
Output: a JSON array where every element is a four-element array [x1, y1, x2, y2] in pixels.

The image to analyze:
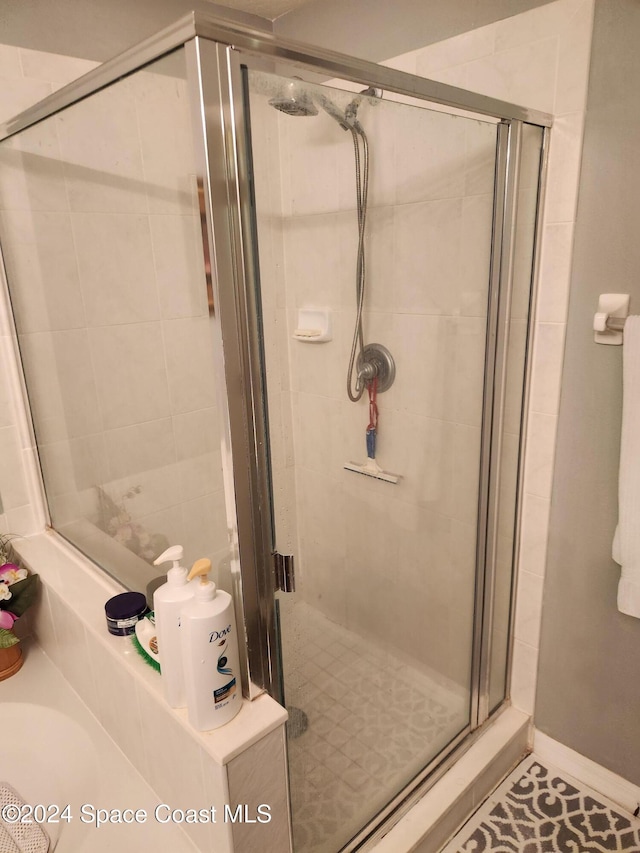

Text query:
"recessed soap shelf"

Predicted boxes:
[[292, 308, 332, 343]]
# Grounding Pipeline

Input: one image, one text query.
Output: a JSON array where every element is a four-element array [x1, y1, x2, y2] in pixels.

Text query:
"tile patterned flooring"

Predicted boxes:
[[443, 757, 640, 852], [279, 598, 468, 853]]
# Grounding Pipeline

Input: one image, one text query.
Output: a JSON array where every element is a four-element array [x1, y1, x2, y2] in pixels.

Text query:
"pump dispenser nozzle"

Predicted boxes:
[[188, 558, 217, 601], [154, 545, 184, 569], [154, 545, 187, 586]]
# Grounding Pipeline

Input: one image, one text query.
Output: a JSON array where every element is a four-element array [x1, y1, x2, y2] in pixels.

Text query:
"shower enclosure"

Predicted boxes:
[[0, 14, 549, 853]]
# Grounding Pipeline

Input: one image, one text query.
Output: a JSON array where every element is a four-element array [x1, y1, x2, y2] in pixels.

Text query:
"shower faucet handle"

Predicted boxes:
[[357, 361, 377, 382], [356, 344, 396, 393]]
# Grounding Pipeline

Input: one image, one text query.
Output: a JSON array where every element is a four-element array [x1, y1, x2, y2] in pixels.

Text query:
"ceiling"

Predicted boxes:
[[208, 0, 319, 21]]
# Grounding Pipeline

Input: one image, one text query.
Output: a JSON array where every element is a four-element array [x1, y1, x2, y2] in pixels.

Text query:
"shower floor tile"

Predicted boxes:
[[280, 599, 468, 853], [442, 756, 640, 852]]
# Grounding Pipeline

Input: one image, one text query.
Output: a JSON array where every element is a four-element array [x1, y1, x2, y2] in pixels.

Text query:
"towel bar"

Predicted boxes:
[[594, 313, 625, 332], [594, 293, 630, 345]]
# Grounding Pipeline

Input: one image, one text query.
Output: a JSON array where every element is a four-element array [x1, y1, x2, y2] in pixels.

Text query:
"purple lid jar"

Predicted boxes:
[[105, 591, 149, 636]]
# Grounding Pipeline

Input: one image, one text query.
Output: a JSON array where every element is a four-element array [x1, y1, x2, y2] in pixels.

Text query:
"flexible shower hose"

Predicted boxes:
[[346, 124, 370, 402]]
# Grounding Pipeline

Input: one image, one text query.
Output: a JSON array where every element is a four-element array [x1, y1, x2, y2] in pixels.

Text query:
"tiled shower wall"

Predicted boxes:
[[383, 0, 594, 714], [0, 48, 229, 587], [0, 44, 95, 536], [251, 86, 497, 689], [0, 0, 593, 730], [0, 44, 293, 853], [252, 0, 594, 698]]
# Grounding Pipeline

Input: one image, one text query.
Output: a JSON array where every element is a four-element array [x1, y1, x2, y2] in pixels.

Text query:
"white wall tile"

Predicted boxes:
[[0, 44, 22, 79], [104, 418, 176, 481], [395, 314, 451, 420], [0, 345, 15, 430], [459, 193, 494, 315], [363, 207, 397, 311], [415, 27, 495, 76], [464, 123, 498, 198], [393, 198, 462, 314], [180, 490, 229, 569], [461, 37, 558, 114], [354, 104, 397, 209], [176, 449, 223, 505], [529, 322, 567, 416], [85, 628, 149, 776], [380, 49, 419, 75], [544, 111, 586, 223], [89, 322, 171, 430], [0, 210, 85, 333], [32, 583, 59, 657], [389, 412, 453, 509], [523, 412, 558, 500], [56, 81, 148, 214], [510, 639, 539, 715], [135, 680, 214, 853], [536, 222, 575, 323], [282, 112, 343, 216], [452, 423, 483, 524], [514, 570, 545, 648], [452, 317, 490, 426], [72, 213, 160, 326], [294, 392, 342, 474], [163, 317, 218, 414], [18, 48, 97, 84], [0, 122, 67, 212], [227, 727, 291, 853], [282, 212, 347, 311], [519, 493, 551, 578], [19, 329, 102, 443], [395, 108, 467, 204], [149, 214, 208, 320], [173, 408, 221, 462], [38, 434, 108, 498], [47, 588, 98, 711], [0, 76, 52, 124], [132, 64, 196, 217], [494, 0, 582, 53], [555, 1, 594, 114], [0, 425, 29, 509], [200, 749, 234, 853]]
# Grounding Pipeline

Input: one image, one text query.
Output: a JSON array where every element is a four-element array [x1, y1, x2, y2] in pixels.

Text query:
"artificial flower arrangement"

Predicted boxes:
[[0, 534, 39, 649]]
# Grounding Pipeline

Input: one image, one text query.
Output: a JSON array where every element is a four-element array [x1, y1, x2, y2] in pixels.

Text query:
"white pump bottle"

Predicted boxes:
[[152, 545, 194, 708], [181, 558, 241, 731]]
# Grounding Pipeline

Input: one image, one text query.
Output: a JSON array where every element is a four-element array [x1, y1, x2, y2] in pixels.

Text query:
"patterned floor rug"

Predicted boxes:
[[443, 757, 640, 852]]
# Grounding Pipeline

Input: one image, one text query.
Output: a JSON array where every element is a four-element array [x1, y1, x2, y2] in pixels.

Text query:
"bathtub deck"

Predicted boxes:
[[1, 641, 198, 853]]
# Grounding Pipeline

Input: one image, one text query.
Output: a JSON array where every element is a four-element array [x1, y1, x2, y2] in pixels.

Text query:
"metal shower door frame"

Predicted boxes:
[[0, 10, 551, 716], [202, 44, 550, 841], [199, 40, 551, 720]]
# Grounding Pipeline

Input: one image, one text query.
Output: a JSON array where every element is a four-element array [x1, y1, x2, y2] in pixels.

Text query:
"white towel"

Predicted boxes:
[[613, 314, 640, 617]]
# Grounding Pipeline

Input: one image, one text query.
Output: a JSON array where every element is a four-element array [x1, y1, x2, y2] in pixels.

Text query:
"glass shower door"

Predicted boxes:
[[244, 69, 500, 852]]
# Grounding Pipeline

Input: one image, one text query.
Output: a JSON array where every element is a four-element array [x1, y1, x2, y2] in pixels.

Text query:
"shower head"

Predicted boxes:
[[269, 79, 318, 117], [269, 78, 383, 132]]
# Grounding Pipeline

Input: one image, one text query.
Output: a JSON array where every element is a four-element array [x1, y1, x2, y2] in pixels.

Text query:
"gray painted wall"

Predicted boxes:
[[274, 0, 555, 61], [0, 0, 553, 67], [0, 0, 269, 62], [535, 0, 640, 785]]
